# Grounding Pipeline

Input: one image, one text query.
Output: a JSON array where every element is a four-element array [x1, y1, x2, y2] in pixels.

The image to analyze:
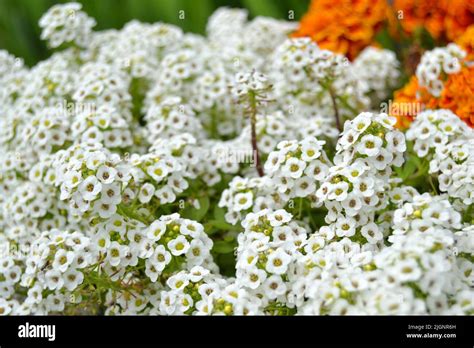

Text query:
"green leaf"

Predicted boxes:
[[206, 219, 235, 231], [399, 156, 418, 180], [213, 240, 235, 254], [241, 0, 282, 18], [223, 234, 235, 242], [415, 27, 436, 50], [215, 252, 236, 277], [374, 27, 397, 52], [213, 205, 227, 221], [181, 196, 210, 222]]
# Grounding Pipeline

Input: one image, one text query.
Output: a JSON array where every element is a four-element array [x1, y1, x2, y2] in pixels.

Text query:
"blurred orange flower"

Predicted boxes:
[[390, 76, 434, 129], [437, 66, 474, 127], [393, 0, 474, 41], [456, 25, 474, 60], [292, 0, 389, 60], [391, 67, 474, 128]]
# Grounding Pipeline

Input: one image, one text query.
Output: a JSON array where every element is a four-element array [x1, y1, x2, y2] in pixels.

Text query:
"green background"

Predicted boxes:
[[0, 0, 310, 66]]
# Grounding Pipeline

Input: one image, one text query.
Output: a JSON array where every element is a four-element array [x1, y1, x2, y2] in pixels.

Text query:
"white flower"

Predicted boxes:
[[79, 175, 102, 201], [386, 132, 406, 153], [100, 183, 122, 205], [293, 177, 316, 197], [52, 249, 75, 273], [107, 242, 127, 267], [357, 134, 383, 157], [180, 221, 204, 237], [86, 152, 107, 171], [268, 209, 292, 227], [147, 220, 167, 241], [242, 268, 267, 289], [94, 198, 117, 218], [328, 182, 349, 201], [96, 165, 117, 184], [63, 269, 84, 291], [265, 249, 291, 275], [352, 113, 372, 133], [233, 192, 253, 211], [138, 183, 155, 203], [147, 162, 169, 182], [335, 217, 357, 237], [45, 270, 64, 291], [167, 235, 190, 256], [283, 158, 306, 178], [263, 275, 287, 300], [390, 258, 422, 283], [361, 222, 382, 244]]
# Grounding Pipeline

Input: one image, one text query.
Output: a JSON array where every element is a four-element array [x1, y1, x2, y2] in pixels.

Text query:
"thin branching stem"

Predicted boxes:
[[248, 92, 264, 177], [328, 85, 342, 133]]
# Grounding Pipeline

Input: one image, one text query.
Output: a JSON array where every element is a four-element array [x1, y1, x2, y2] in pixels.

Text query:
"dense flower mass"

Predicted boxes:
[[39, 2, 96, 48], [0, 3, 473, 316], [393, 0, 474, 42], [292, 0, 389, 60], [391, 43, 474, 128], [436, 67, 474, 126], [457, 25, 474, 60], [352, 46, 400, 105]]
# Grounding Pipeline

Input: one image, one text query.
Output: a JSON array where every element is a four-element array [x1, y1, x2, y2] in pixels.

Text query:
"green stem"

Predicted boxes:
[[210, 105, 218, 139], [117, 204, 150, 225], [337, 95, 359, 115], [298, 198, 303, 219], [327, 85, 342, 133], [248, 92, 264, 177], [428, 176, 438, 195]]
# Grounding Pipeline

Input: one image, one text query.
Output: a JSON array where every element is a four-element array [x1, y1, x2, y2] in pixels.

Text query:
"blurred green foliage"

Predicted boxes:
[[0, 0, 310, 66]]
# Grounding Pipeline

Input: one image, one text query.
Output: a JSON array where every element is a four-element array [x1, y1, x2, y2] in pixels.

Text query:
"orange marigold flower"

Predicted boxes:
[[391, 67, 474, 129], [390, 76, 430, 129], [456, 25, 474, 60], [443, 0, 474, 41], [293, 0, 389, 60], [393, 0, 474, 42], [437, 66, 474, 127]]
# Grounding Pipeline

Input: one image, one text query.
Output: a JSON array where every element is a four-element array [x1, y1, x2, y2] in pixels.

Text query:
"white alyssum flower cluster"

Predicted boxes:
[[317, 112, 405, 240], [407, 109, 474, 204], [39, 2, 96, 48], [219, 176, 286, 225], [155, 266, 230, 315], [0, 3, 472, 316], [353, 46, 400, 103], [142, 214, 214, 282], [406, 109, 471, 157], [236, 111, 297, 157], [270, 38, 370, 129], [20, 229, 98, 315], [265, 137, 331, 202], [416, 44, 467, 97], [290, 191, 474, 315], [235, 209, 306, 308]]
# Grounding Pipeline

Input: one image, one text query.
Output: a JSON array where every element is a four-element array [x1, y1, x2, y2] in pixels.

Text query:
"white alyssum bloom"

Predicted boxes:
[[143, 214, 213, 282], [270, 38, 370, 126], [235, 209, 307, 309], [265, 137, 331, 202], [407, 109, 474, 204], [416, 44, 467, 97], [39, 2, 96, 48], [353, 47, 400, 103], [218, 176, 286, 224], [2, 2, 473, 317]]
